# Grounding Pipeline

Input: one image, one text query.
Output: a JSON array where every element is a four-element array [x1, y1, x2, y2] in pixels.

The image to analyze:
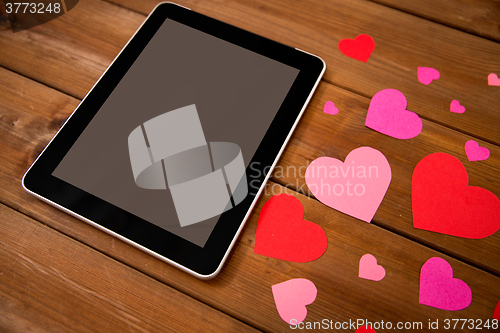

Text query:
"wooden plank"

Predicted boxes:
[[2, 65, 499, 276], [1, 67, 500, 331], [102, 0, 500, 146], [369, 0, 500, 42], [3, 180, 500, 332], [0, 0, 144, 98], [0, 203, 260, 333]]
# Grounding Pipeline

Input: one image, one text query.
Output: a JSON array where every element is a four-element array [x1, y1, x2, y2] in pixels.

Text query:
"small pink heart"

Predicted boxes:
[[324, 101, 339, 115], [359, 254, 386, 281], [365, 89, 423, 139], [465, 140, 490, 161], [419, 257, 472, 311], [305, 147, 392, 223], [488, 73, 500, 86], [418, 67, 440, 85], [272, 278, 317, 325], [450, 100, 465, 113]]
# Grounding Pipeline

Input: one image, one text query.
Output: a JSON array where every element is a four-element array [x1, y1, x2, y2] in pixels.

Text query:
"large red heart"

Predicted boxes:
[[412, 153, 500, 239], [254, 194, 327, 262], [338, 34, 375, 62]]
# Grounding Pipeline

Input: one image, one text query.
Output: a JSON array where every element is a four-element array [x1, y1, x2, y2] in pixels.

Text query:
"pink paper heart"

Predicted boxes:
[[419, 257, 472, 311], [465, 140, 490, 161], [418, 67, 440, 85], [450, 100, 465, 113], [272, 278, 317, 325], [365, 89, 423, 139], [488, 73, 500, 86], [359, 254, 386, 281], [305, 147, 392, 222], [324, 101, 339, 115]]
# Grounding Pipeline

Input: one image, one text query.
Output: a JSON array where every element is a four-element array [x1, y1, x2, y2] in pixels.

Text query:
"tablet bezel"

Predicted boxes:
[[23, 2, 325, 279]]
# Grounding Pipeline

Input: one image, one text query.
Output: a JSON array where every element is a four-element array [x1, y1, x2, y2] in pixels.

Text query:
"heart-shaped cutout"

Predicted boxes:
[[365, 89, 422, 139], [305, 147, 392, 222], [450, 100, 465, 113], [338, 34, 375, 62], [359, 254, 386, 281], [356, 326, 376, 333], [272, 278, 317, 325], [418, 67, 440, 85], [493, 300, 500, 320], [324, 101, 339, 115], [419, 257, 472, 311], [488, 73, 500, 86], [254, 194, 327, 262], [465, 140, 490, 161], [412, 153, 500, 238]]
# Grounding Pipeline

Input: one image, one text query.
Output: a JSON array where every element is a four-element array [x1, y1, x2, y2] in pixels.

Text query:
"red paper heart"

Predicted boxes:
[[493, 300, 500, 320], [254, 194, 327, 262], [412, 153, 500, 239], [356, 326, 376, 333], [338, 34, 375, 62]]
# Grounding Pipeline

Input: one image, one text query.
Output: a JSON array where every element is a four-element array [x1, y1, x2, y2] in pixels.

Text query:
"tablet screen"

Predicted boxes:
[[52, 19, 299, 247]]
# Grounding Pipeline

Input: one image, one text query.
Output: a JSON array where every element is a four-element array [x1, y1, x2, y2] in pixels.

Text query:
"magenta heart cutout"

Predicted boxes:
[[450, 100, 465, 113], [272, 278, 317, 325], [419, 257, 472, 311], [323, 101, 339, 115], [465, 140, 490, 161], [418, 67, 440, 85], [365, 89, 422, 139]]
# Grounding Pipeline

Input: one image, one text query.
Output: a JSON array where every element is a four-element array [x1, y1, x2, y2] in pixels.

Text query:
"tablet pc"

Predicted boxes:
[[23, 2, 325, 279]]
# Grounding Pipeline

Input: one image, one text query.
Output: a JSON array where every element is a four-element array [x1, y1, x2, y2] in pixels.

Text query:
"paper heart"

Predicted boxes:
[[359, 254, 386, 281], [420, 257, 472, 311], [450, 100, 465, 113], [488, 73, 500, 86], [324, 101, 339, 115], [338, 34, 375, 62], [412, 153, 500, 238], [254, 194, 327, 262], [418, 67, 440, 85], [272, 278, 317, 325], [305, 147, 391, 222], [365, 89, 422, 139], [493, 300, 500, 320], [465, 140, 490, 161], [356, 326, 376, 333]]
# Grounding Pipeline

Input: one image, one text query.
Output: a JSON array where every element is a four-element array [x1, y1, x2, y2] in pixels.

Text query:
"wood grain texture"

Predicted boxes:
[[105, 0, 500, 146], [1, 0, 500, 331], [5, 182, 500, 332], [0, 203, 259, 333], [369, 0, 500, 42], [1, 67, 500, 332], [0, 0, 144, 98], [0, 0, 498, 145], [1, 57, 499, 277]]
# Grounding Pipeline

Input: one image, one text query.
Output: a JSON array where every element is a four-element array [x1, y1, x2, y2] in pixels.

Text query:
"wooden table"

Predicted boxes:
[[1, 0, 499, 331]]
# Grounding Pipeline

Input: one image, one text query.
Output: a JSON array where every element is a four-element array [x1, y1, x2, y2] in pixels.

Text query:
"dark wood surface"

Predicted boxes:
[[1, 0, 499, 332]]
